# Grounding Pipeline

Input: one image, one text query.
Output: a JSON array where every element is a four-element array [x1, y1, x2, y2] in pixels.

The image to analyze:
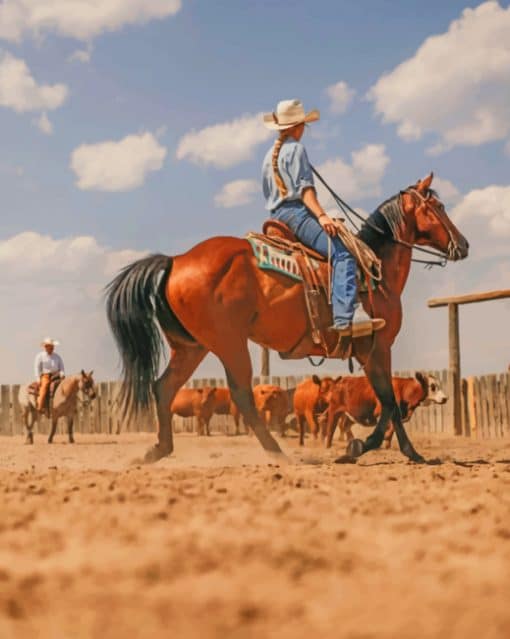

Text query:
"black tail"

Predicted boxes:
[[105, 253, 172, 415]]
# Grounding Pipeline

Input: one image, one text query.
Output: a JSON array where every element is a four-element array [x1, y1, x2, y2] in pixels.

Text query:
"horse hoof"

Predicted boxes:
[[409, 453, 426, 464], [334, 454, 358, 464], [69, 438, 75, 444], [24, 436, 34, 446], [47, 439, 53, 445], [143, 444, 171, 464], [347, 438, 365, 458]]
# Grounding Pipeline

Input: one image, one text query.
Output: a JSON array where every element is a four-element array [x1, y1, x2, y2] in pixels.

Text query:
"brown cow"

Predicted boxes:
[[253, 384, 293, 436], [324, 373, 448, 448], [171, 387, 217, 436], [211, 387, 242, 435], [293, 375, 339, 446]]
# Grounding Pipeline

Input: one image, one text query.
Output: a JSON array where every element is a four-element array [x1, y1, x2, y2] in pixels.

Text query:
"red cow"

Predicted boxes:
[[324, 372, 448, 448], [253, 384, 293, 436], [211, 387, 242, 435], [293, 375, 339, 446], [171, 387, 217, 436]]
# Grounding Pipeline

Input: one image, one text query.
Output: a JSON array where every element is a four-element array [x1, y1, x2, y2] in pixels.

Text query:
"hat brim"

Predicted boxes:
[[41, 340, 59, 346], [263, 109, 320, 131]]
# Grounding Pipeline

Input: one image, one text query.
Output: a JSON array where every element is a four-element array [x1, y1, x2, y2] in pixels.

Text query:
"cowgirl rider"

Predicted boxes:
[[262, 99, 385, 338]]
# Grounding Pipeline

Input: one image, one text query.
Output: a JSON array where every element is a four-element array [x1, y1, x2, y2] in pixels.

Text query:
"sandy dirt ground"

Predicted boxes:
[[0, 430, 509, 639]]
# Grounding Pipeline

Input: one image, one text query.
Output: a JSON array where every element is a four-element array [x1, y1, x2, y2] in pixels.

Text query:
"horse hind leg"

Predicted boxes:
[[222, 342, 288, 463], [144, 343, 208, 463], [24, 406, 35, 445]]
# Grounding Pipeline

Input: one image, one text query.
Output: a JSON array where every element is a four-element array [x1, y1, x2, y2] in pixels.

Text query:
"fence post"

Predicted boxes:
[[0, 385, 11, 436]]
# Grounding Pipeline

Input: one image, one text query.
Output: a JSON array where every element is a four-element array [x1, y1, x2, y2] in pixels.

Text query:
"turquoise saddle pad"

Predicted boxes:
[[247, 234, 377, 291]]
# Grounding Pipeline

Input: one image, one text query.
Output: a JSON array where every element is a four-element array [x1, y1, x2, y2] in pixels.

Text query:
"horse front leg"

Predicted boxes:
[[48, 416, 58, 444], [346, 351, 425, 463], [67, 416, 75, 444]]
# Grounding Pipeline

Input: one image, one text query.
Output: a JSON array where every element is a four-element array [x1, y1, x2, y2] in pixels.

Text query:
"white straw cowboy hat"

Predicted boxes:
[[41, 337, 59, 346], [263, 99, 320, 131]]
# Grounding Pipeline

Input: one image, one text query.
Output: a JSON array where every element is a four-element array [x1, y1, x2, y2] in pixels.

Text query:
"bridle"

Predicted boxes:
[[311, 167, 462, 268], [405, 188, 464, 262], [78, 377, 96, 405]]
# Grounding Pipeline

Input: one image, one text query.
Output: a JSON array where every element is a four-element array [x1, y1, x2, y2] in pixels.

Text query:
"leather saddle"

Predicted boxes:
[[261, 219, 326, 262], [28, 373, 62, 399], [254, 219, 353, 360]]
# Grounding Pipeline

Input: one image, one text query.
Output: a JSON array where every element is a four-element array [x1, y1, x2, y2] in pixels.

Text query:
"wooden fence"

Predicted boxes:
[[0, 371, 509, 439]]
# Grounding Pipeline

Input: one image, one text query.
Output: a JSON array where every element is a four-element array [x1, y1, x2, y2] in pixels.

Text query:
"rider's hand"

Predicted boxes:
[[318, 214, 337, 237]]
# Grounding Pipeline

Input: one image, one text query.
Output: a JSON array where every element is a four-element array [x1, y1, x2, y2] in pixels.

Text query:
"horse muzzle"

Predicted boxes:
[[449, 238, 469, 261]]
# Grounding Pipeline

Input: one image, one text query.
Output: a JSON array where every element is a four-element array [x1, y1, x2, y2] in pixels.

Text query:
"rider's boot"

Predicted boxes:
[[329, 304, 385, 339]]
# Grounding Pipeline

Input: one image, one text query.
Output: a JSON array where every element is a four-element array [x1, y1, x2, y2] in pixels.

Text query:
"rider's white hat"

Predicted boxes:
[[41, 337, 59, 346], [263, 99, 320, 131]]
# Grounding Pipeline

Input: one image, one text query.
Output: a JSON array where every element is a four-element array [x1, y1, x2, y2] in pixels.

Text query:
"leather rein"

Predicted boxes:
[[311, 167, 460, 268]]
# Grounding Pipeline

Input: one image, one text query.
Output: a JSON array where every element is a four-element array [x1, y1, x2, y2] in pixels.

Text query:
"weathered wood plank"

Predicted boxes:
[[428, 289, 510, 308], [0, 385, 11, 436]]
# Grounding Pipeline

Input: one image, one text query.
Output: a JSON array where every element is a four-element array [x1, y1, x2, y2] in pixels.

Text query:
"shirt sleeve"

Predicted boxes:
[[287, 143, 315, 196], [34, 354, 41, 379]]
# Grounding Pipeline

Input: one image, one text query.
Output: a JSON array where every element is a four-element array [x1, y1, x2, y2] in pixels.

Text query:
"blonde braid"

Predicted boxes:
[[272, 133, 289, 198]]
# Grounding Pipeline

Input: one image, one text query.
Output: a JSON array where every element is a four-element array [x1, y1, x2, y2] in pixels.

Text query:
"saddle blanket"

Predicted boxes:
[[247, 234, 377, 291], [247, 235, 320, 282]]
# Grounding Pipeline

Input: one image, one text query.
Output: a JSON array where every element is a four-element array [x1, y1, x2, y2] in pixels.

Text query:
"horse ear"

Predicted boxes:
[[89, 370, 94, 377], [81, 369, 85, 376], [312, 375, 321, 386], [417, 172, 433, 194], [334, 375, 343, 383]]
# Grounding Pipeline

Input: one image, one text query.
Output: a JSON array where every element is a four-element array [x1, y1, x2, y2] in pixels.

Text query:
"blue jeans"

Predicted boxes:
[[270, 201, 357, 326]]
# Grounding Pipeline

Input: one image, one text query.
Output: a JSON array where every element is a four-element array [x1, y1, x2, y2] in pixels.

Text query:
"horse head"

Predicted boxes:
[[401, 173, 469, 261], [80, 369, 97, 402]]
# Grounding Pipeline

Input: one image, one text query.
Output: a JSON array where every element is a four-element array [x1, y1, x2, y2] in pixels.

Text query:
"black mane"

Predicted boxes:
[[357, 193, 404, 252]]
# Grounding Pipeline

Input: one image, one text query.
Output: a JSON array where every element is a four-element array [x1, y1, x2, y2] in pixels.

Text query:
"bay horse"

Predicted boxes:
[[106, 173, 468, 464], [19, 371, 97, 444]]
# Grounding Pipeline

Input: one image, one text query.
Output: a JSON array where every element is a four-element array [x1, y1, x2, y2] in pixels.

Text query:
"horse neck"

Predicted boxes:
[[58, 376, 80, 400], [377, 240, 413, 296]]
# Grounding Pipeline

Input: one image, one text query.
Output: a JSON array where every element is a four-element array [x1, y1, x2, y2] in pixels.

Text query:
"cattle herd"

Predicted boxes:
[[172, 372, 447, 445]]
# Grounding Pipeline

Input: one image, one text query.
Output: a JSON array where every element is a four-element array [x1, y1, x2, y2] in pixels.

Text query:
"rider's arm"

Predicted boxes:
[[301, 187, 337, 237], [57, 355, 65, 377], [289, 144, 338, 238], [34, 354, 42, 380]]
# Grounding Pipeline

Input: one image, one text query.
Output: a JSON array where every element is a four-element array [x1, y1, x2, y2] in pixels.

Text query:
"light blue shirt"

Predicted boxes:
[[34, 351, 65, 379], [261, 139, 315, 211]]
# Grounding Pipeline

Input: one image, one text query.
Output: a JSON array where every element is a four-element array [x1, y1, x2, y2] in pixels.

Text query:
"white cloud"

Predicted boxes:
[[176, 113, 273, 169], [0, 0, 182, 43], [69, 47, 92, 64], [214, 179, 259, 208], [315, 144, 390, 206], [452, 185, 510, 250], [0, 231, 146, 384], [325, 81, 355, 115], [0, 51, 68, 113], [70, 132, 167, 192], [367, 1, 510, 153], [33, 111, 53, 135], [433, 177, 460, 206]]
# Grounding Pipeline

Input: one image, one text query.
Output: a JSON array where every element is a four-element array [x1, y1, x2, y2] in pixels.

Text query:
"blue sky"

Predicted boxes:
[[1, 0, 509, 382]]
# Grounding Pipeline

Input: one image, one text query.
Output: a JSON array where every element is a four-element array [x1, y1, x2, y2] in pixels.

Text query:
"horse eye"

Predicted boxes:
[[431, 384, 436, 391]]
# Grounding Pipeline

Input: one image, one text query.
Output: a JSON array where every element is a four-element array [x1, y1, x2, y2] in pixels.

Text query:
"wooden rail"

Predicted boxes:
[[0, 371, 508, 439]]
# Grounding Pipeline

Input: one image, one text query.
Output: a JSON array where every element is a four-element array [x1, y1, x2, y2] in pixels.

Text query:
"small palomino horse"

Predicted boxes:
[[106, 173, 468, 464], [19, 371, 97, 444]]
